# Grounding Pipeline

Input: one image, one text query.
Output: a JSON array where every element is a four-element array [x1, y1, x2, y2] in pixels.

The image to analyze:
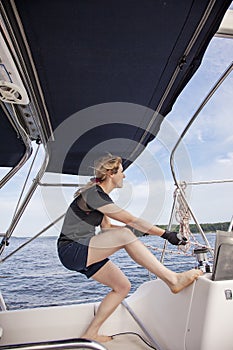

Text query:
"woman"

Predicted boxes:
[[57, 154, 202, 343]]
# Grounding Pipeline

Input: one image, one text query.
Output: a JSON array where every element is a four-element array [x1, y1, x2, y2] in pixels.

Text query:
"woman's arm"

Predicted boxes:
[[98, 203, 164, 236], [98, 203, 188, 245], [100, 214, 125, 230]]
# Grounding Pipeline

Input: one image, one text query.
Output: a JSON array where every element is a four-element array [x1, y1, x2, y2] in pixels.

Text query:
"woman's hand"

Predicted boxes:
[[161, 230, 188, 245]]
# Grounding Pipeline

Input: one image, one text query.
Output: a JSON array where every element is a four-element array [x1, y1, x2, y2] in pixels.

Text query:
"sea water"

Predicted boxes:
[[0, 234, 216, 310]]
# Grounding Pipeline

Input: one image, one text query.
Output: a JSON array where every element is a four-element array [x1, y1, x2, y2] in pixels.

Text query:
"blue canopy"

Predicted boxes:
[[0, 0, 231, 175]]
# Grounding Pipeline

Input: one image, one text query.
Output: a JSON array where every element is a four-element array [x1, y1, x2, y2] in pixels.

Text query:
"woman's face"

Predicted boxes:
[[112, 163, 125, 188]]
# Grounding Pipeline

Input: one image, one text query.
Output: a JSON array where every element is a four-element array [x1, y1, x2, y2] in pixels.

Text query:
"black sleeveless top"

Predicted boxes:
[[59, 185, 113, 245]]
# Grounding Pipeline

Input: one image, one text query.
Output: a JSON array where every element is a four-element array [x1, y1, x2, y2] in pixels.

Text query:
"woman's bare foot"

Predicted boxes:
[[81, 333, 113, 343], [169, 269, 203, 294]]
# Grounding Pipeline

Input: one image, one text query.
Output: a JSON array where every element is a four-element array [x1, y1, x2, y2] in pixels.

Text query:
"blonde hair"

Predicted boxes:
[[74, 154, 122, 198]]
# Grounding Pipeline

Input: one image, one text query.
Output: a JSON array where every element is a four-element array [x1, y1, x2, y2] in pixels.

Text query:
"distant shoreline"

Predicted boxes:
[[13, 222, 231, 238], [158, 222, 231, 234]]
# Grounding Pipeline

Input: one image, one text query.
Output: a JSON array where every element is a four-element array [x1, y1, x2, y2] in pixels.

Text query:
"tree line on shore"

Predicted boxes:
[[133, 222, 231, 236], [160, 222, 231, 233]]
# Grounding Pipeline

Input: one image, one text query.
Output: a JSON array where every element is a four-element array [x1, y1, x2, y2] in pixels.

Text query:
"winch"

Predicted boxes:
[[193, 247, 212, 273]]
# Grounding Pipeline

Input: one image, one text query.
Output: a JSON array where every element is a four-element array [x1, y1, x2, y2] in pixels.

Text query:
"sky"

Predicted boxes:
[[126, 34, 233, 227], [0, 12, 232, 237]]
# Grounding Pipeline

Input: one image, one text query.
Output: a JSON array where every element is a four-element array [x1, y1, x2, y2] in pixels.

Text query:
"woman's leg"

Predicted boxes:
[[81, 260, 131, 342], [87, 227, 202, 293], [87, 227, 136, 266], [122, 237, 202, 293]]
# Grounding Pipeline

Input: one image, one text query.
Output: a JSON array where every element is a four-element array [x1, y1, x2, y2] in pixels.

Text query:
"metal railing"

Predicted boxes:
[[165, 62, 233, 260], [0, 339, 107, 350]]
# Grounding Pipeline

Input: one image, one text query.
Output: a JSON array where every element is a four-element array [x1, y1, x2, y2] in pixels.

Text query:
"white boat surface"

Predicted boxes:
[[1, 275, 233, 350]]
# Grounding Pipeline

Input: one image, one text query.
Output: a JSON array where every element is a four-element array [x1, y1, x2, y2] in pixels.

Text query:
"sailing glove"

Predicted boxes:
[[161, 229, 187, 246]]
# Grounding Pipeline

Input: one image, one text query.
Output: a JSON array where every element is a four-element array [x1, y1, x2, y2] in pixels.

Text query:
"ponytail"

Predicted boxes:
[[74, 154, 122, 198]]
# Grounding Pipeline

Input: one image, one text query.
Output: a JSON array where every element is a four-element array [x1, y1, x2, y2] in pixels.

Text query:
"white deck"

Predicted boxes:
[[1, 276, 233, 350]]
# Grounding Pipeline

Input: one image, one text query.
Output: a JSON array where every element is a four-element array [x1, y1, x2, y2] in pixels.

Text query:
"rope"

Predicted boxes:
[[174, 183, 192, 252], [174, 183, 213, 253], [145, 244, 193, 257], [146, 183, 214, 261], [145, 241, 214, 262]]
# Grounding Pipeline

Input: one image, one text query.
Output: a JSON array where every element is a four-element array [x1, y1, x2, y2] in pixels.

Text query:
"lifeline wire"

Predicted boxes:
[[0, 213, 65, 264]]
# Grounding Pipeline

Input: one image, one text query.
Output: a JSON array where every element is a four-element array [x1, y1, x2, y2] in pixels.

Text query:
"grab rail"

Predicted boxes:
[[0, 339, 107, 350]]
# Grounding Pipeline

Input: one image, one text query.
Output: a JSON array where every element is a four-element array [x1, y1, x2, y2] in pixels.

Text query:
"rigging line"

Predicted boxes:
[[185, 179, 233, 185], [146, 241, 214, 256], [0, 213, 65, 263], [146, 244, 193, 256], [160, 190, 178, 264]]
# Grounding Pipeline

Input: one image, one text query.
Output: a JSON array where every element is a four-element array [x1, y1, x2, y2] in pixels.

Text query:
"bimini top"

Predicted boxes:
[[0, 0, 231, 175]]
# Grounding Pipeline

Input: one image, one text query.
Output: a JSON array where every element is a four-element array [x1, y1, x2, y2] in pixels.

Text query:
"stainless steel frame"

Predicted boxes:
[[165, 62, 233, 258], [0, 339, 108, 350], [0, 1, 53, 255], [122, 300, 161, 350], [0, 143, 49, 255]]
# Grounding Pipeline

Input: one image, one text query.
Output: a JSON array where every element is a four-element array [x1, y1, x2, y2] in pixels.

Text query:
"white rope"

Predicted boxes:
[[174, 183, 213, 253], [145, 242, 214, 260], [150, 183, 214, 259], [174, 183, 192, 252], [145, 244, 193, 256]]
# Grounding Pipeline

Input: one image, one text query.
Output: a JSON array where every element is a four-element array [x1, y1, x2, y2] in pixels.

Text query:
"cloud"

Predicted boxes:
[[217, 152, 233, 165]]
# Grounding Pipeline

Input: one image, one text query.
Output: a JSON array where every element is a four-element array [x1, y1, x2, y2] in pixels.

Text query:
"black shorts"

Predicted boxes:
[[57, 240, 109, 279]]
